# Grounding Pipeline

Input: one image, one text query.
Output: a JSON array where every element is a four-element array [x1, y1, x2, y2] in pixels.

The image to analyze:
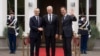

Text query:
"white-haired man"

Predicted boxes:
[[43, 6, 59, 56]]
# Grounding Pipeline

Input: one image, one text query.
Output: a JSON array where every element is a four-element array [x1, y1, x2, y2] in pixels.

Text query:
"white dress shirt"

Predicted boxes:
[[48, 14, 53, 22], [64, 13, 68, 20], [35, 16, 39, 20]]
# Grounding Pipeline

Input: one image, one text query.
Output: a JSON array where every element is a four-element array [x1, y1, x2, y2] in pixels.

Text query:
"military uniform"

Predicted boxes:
[[78, 17, 91, 54], [7, 15, 18, 53]]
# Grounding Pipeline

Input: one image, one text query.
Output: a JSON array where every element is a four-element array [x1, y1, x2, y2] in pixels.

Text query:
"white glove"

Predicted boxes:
[[16, 33, 19, 36], [89, 35, 91, 38]]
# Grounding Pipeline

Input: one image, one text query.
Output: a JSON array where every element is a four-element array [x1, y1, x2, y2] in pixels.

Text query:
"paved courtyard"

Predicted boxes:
[[0, 50, 100, 56]]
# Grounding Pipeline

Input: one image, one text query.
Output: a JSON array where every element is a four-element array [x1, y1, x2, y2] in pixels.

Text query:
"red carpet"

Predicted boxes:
[[39, 48, 64, 56]]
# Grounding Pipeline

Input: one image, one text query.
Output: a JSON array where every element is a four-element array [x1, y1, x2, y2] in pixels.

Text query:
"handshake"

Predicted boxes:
[[38, 27, 62, 40], [38, 27, 44, 31], [37, 27, 59, 39]]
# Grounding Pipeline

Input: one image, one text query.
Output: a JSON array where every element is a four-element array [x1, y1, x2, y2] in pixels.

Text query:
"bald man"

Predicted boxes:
[[43, 6, 59, 56], [29, 8, 43, 56]]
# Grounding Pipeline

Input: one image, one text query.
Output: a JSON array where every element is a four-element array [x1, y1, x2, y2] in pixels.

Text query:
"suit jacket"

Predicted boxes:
[[43, 14, 59, 36], [61, 15, 77, 37], [29, 16, 43, 38]]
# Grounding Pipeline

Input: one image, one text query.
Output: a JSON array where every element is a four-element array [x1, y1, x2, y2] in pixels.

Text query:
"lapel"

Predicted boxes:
[[38, 17, 41, 25], [52, 14, 55, 22], [33, 16, 38, 25], [45, 15, 50, 24]]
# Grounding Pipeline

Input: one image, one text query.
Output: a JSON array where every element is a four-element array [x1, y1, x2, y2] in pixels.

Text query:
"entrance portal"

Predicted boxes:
[[37, 0, 67, 17]]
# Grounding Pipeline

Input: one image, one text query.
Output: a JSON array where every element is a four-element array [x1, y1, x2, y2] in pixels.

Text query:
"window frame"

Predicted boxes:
[[79, 0, 97, 21], [7, 0, 25, 31]]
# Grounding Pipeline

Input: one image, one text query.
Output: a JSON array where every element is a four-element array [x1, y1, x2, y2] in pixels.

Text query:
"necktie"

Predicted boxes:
[[49, 14, 52, 23], [37, 16, 40, 26], [62, 16, 65, 22], [64, 16, 66, 20]]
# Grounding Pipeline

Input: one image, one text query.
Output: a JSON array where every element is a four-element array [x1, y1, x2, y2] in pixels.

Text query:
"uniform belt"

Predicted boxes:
[[8, 26, 15, 28], [79, 28, 88, 30]]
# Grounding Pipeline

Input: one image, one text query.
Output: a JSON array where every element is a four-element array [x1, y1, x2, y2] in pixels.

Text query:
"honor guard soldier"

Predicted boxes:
[[7, 11, 18, 54], [78, 16, 91, 54]]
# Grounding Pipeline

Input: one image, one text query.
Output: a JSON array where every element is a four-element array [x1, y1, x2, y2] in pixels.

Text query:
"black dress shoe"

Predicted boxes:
[[81, 51, 84, 54], [10, 52, 15, 54], [10, 52, 13, 54], [84, 51, 87, 54]]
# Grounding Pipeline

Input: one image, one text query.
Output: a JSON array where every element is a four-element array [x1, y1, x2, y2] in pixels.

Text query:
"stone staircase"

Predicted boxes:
[[94, 39, 100, 50]]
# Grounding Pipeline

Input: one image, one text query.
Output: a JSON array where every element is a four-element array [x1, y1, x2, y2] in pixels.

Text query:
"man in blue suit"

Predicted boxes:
[[60, 7, 77, 56], [29, 8, 43, 56]]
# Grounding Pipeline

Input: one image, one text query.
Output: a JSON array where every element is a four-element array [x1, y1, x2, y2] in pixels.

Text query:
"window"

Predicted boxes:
[[79, 0, 86, 15], [7, 0, 25, 31], [89, 0, 96, 25], [79, 0, 97, 25], [17, 0, 25, 15], [7, 0, 15, 15], [89, 0, 96, 15]]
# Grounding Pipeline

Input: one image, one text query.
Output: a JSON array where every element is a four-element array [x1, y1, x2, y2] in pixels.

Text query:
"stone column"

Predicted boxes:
[[97, 0, 100, 31], [25, 0, 37, 33], [0, 0, 7, 37], [0, 0, 7, 49], [67, 0, 79, 33]]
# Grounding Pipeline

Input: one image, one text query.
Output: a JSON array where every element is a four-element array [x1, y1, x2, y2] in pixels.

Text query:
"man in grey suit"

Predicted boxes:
[[60, 7, 77, 56]]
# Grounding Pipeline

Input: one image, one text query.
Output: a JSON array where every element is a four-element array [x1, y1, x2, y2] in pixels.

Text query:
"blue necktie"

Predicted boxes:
[[49, 14, 52, 23], [37, 16, 40, 26]]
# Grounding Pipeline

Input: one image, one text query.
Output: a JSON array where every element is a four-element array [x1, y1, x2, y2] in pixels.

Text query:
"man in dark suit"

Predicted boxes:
[[60, 7, 77, 56], [29, 8, 43, 56], [7, 11, 17, 54], [43, 6, 59, 56]]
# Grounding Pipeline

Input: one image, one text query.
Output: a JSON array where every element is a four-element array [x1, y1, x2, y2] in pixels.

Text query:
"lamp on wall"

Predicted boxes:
[[70, 0, 75, 7], [28, 2, 33, 8]]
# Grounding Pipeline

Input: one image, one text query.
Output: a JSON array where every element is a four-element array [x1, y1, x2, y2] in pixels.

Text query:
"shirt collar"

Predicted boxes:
[[48, 14, 53, 16], [64, 13, 68, 17], [35, 16, 39, 18]]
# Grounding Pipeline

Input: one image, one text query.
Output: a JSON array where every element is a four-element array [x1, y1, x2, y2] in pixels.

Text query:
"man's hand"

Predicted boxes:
[[55, 34, 58, 39], [59, 35, 62, 40], [41, 35, 43, 39], [38, 27, 43, 31], [70, 9, 75, 16]]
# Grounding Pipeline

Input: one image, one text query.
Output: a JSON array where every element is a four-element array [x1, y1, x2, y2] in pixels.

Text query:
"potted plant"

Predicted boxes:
[[3, 27, 8, 38], [16, 26, 23, 48], [87, 22, 99, 51], [17, 26, 23, 38]]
